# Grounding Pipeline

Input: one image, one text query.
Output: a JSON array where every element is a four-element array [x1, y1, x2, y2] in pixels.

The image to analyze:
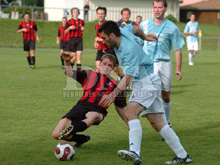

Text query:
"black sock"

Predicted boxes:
[[27, 56, 31, 65], [70, 62, 74, 68], [71, 121, 88, 135], [77, 64, 81, 71], [60, 56, 64, 66], [31, 56, 35, 66], [66, 134, 87, 142]]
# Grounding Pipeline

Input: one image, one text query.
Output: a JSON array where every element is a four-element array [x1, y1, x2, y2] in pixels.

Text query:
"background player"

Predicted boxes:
[[135, 15, 142, 26], [52, 53, 127, 147], [57, 17, 67, 69], [117, 8, 135, 27], [65, 7, 84, 71], [184, 13, 200, 66], [17, 12, 40, 69], [140, 0, 185, 125]]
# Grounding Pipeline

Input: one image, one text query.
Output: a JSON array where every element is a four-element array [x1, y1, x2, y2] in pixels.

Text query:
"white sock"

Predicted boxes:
[[163, 101, 171, 122], [128, 119, 142, 156], [188, 53, 193, 63], [159, 124, 187, 158]]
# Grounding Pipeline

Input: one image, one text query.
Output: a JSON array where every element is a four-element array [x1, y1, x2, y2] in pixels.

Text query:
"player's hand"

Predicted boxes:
[[62, 53, 73, 62], [37, 37, 40, 43], [81, 26, 85, 31], [145, 33, 157, 41], [22, 28, 28, 32], [175, 71, 182, 81], [69, 26, 76, 30], [94, 42, 99, 48], [56, 40, 60, 44], [95, 37, 103, 42], [99, 94, 115, 107]]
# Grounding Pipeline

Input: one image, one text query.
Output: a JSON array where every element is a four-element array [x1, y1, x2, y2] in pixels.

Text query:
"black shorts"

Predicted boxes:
[[96, 49, 119, 66], [23, 39, 35, 51], [67, 37, 83, 52], [114, 91, 127, 108], [63, 102, 106, 125], [60, 40, 68, 51]]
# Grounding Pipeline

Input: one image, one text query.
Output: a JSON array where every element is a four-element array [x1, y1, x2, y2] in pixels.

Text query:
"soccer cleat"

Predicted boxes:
[[165, 154, 192, 164], [189, 62, 194, 66], [31, 65, 36, 69], [118, 150, 142, 165], [29, 65, 33, 68], [74, 134, 90, 148], [58, 125, 74, 140]]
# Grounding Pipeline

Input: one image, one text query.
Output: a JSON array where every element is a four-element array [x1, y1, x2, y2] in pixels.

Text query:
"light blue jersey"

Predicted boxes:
[[140, 18, 185, 62], [184, 21, 200, 43], [113, 24, 153, 80]]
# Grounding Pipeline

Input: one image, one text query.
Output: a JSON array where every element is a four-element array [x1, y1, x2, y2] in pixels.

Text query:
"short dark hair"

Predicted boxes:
[[71, 7, 80, 15], [62, 17, 67, 20], [98, 21, 121, 37], [121, 8, 131, 15], [24, 12, 30, 16], [100, 54, 117, 67], [153, 0, 167, 8], [136, 15, 142, 19], [96, 6, 107, 15]]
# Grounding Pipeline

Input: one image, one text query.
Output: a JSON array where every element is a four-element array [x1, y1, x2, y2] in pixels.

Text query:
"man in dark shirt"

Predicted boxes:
[[17, 12, 40, 69], [117, 8, 135, 28], [52, 53, 127, 147]]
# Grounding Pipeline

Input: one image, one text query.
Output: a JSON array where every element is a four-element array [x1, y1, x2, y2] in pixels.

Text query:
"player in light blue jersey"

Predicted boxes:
[[184, 13, 200, 66], [140, 0, 185, 132], [98, 20, 191, 165]]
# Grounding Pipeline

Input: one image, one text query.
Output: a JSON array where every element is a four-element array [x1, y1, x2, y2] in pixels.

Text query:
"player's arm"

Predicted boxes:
[[17, 24, 27, 33], [35, 31, 40, 43], [57, 29, 60, 44], [133, 25, 157, 41], [94, 37, 103, 48], [64, 22, 75, 34], [175, 49, 182, 81], [115, 106, 128, 125]]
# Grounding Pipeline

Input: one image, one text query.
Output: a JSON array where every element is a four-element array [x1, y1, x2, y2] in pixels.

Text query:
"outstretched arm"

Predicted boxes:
[[62, 53, 74, 77], [133, 25, 157, 41], [175, 49, 182, 81]]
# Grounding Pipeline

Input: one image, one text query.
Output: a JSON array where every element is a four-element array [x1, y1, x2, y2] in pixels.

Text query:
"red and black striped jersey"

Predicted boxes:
[[135, 22, 140, 26], [65, 18, 84, 40], [73, 70, 126, 113], [58, 25, 67, 41], [95, 21, 112, 51], [17, 21, 38, 40]]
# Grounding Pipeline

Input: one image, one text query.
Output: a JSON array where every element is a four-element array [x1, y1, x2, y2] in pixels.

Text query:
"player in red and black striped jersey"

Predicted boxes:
[[57, 17, 67, 69], [94, 7, 124, 77], [17, 12, 40, 69], [52, 53, 127, 147], [64, 7, 84, 71], [135, 15, 142, 27]]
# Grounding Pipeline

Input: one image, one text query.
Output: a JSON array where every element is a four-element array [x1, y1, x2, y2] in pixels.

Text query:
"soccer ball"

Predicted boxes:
[[54, 142, 75, 161]]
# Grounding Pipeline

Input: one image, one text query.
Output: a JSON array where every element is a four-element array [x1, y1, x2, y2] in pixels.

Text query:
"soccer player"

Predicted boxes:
[[98, 21, 191, 164], [140, 0, 185, 125], [64, 7, 84, 71], [135, 15, 142, 26], [57, 17, 68, 69], [17, 12, 40, 69], [52, 53, 127, 147], [94, 6, 124, 77], [117, 8, 135, 27], [184, 13, 200, 66]]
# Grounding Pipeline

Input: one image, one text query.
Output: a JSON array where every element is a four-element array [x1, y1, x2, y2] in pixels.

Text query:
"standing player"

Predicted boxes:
[[184, 13, 200, 66], [57, 17, 67, 69], [117, 8, 135, 28], [52, 53, 127, 147], [65, 7, 84, 71], [17, 12, 40, 69], [140, 0, 185, 125], [98, 21, 191, 164], [135, 15, 142, 26]]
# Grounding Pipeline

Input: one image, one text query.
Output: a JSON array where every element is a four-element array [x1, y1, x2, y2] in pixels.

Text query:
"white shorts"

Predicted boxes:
[[187, 42, 198, 51], [154, 61, 172, 92], [129, 74, 165, 116]]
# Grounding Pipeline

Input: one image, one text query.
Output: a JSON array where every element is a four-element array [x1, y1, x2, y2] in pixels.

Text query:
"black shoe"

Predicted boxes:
[[58, 125, 74, 140], [118, 150, 142, 165], [74, 134, 90, 148], [165, 154, 192, 164]]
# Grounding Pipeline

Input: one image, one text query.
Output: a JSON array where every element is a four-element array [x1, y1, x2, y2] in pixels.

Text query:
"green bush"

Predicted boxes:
[[165, 14, 177, 23]]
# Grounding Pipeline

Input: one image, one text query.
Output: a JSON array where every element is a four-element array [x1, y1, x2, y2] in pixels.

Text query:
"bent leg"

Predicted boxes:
[[161, 90, 171, 122], [52, 118, 72, 139]]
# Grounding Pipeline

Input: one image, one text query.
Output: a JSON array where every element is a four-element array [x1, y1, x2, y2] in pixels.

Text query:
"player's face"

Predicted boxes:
[[153, 1, 167, 19], [24, 14, 30, 22], [121, 11, 130, 22], [99, 58, 114, 75], [100, 31, 116, 47], [190, 15, 196, 22], [96, 9, 106, 22], [62, 18, 67, 25], [72, 9, 79, 18], [136, 17, 142, 24]]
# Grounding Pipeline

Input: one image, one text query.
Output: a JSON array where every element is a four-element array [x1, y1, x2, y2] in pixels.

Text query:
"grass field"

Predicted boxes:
[[1, 47, 220, 165]]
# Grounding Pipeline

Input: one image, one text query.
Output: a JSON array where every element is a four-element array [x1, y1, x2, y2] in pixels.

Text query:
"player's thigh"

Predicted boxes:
[[30, 40, 36, 51], [159, 61, 172, 92], [83, 112, 103, 126], [76, 38, 83, 51], [52, 118, 72, 138], [187, 42, 194, 51], [126, 102, 145, 120], [67, 38, 76, 52], [193, 42, 199, 51], [23, 39, 30, 51]]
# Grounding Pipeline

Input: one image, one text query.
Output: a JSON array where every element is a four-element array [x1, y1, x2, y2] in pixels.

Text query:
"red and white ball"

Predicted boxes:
[[54, 142, 75, 161]]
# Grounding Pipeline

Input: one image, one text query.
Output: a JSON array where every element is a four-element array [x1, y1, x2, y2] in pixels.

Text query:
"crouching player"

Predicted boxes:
[[52, 53, 127, 147]]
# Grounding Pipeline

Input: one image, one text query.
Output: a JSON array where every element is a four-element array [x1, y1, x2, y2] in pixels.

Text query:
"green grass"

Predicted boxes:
[[1, 19, 220, 49], [0, 47, 220, 164]]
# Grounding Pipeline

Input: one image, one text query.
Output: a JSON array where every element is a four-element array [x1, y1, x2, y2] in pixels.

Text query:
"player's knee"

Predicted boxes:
[[52, 132, 59, 140], [88, 112, 102, 123]]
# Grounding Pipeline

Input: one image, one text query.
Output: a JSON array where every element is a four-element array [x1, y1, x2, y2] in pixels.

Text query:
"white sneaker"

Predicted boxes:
[[118, 150, 142, 165], [165, 154, 192, 164], [189, 62, 194, 66]]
